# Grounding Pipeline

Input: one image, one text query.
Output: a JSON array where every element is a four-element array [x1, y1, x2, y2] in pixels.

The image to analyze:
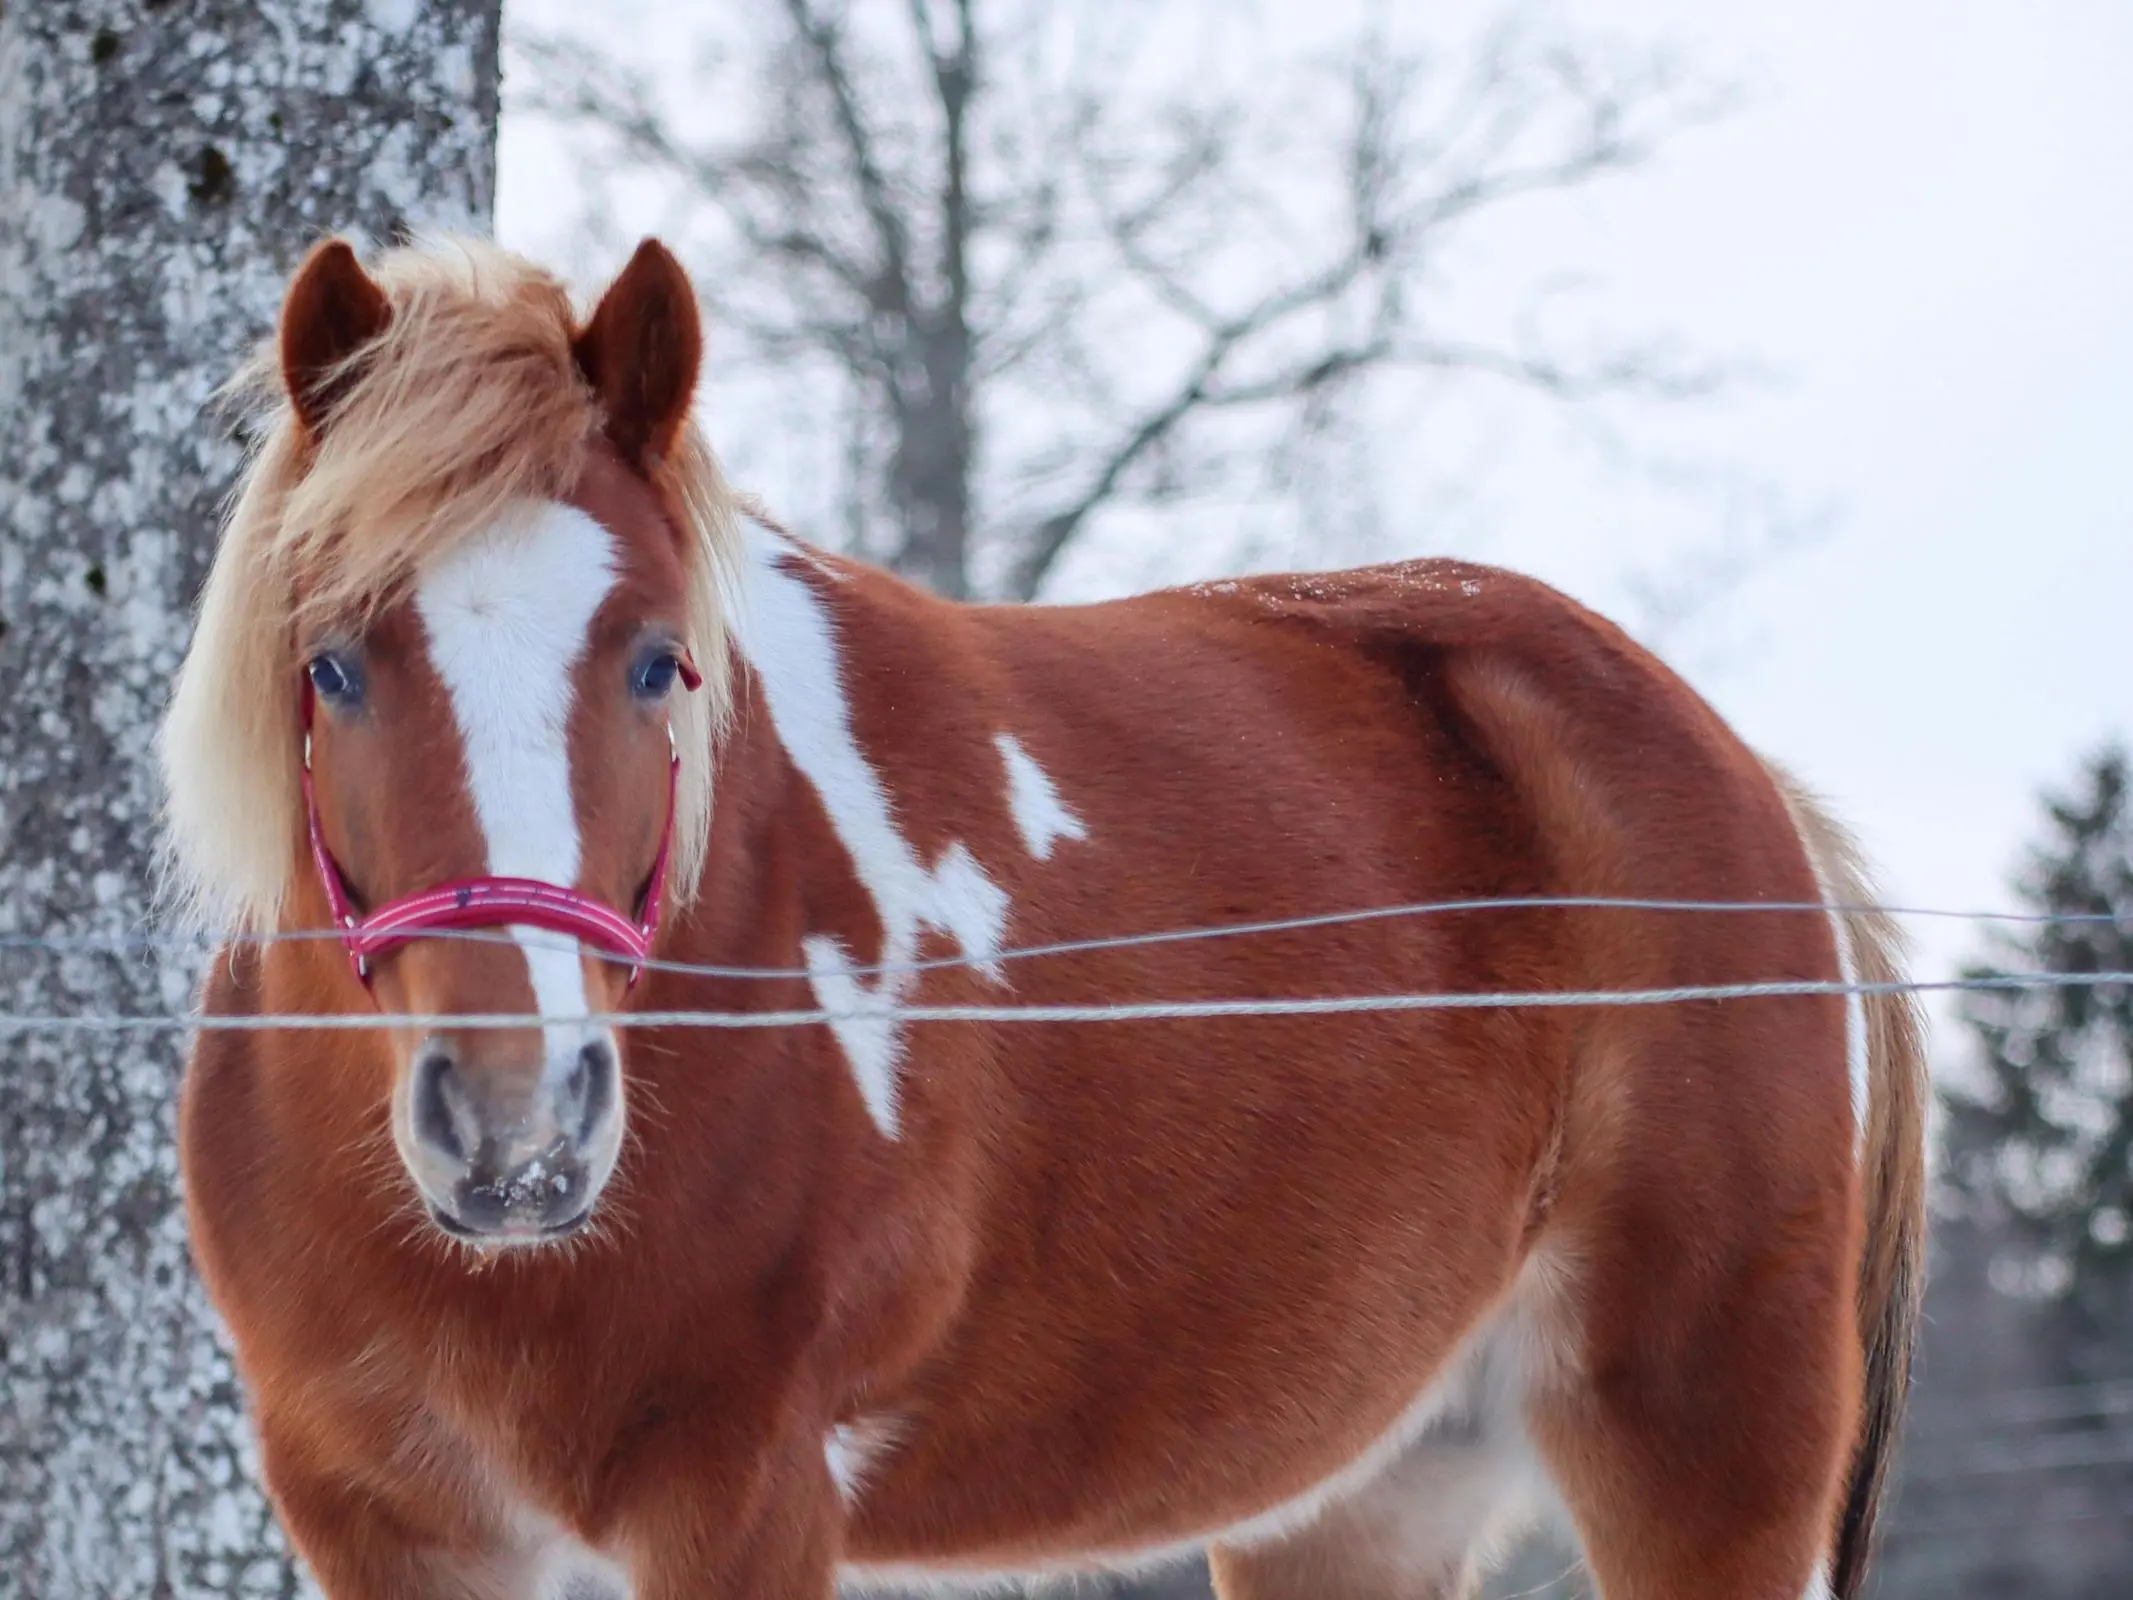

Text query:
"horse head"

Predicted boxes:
[[164, 237, 735, 1246]]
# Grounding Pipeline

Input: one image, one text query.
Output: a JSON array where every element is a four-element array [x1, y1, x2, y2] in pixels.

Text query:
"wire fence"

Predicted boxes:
[[12, 896, 2133, 1574], [1, 894, 2127, 1033], [6, 893, 2130, 980]]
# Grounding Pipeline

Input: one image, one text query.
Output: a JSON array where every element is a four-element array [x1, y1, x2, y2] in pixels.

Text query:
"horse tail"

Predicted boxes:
[[1771, 767, 1929, 1600]]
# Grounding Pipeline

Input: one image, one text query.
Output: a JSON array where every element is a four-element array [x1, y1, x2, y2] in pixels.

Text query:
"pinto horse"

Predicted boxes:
[[161, 237, 1926, 1600]]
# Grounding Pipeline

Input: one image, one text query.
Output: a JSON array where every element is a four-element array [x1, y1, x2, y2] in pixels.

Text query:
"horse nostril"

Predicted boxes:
[[412, 1044, 467, 1163], [570, 1039, 616, 1146]]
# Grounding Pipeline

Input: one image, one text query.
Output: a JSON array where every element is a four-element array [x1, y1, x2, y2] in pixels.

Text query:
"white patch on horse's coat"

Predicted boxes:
[[926, 842, 1010, 981], [994, 734, 1086, 861], [826, 1415, 899, 1506], [1832, 905, 1871, 1145], [514, 1498, 633, 1600], [801, 934, 904, 1136], [415, 501, 615, 1074], [528, 1532, 632, 1600], [1800, 1561, 1835, 1600], [825, 1427, 862, 1499], [386, 1402, 632, 1600], [1778, 791, 1872, 1152], [725, 523, 1010, 1138]]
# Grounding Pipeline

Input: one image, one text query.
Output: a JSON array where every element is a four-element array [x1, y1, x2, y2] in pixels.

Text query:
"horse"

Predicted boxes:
[[160, 235, 1926, 1600]]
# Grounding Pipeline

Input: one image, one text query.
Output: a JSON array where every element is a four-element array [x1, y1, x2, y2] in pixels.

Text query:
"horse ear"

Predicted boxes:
[[573, 238, 702, 472], [279, 239, 392, 438]]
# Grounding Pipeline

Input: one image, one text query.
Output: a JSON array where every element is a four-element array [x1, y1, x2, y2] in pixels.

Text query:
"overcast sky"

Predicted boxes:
[[499, 0, 2133, 1004], [1447, 0, 2133, 991]]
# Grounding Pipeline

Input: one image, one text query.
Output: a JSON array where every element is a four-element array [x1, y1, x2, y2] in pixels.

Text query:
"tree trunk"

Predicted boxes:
[[890, 323, 976, 599], [0, 4, 500, 1594]]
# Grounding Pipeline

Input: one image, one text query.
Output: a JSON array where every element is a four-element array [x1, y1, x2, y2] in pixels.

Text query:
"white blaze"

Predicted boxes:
[[415, 501, 618, 1069]]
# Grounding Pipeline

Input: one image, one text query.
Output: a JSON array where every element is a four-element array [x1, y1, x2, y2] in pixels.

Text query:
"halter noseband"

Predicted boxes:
[[300, 666, 698, 993]]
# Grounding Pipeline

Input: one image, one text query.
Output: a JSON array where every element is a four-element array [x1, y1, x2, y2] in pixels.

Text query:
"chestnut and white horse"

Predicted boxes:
[[162, 237, 1926, 1600]]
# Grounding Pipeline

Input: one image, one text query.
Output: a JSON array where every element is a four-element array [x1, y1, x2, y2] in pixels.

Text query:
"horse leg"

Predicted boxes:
[[260, 1427, 529, 1600], [1524, 1215, 1856, 1598]]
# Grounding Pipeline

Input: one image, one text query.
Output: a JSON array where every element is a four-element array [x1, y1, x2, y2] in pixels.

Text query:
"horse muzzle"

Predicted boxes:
[[397, 1031, 623, 1245]]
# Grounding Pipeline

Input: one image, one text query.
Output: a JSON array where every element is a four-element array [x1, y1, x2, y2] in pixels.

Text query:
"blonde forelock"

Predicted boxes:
[[160, 238, 740, 932]]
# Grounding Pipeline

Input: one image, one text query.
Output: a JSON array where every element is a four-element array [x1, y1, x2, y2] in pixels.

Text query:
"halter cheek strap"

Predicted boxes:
[[300, 668, 696, 994]]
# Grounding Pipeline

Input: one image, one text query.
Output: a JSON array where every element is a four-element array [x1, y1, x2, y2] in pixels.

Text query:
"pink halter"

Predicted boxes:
[[300, 666, 698, 993]]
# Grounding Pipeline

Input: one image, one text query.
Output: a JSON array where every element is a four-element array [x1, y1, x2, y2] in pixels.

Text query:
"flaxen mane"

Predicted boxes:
[[159, 238, 740, 932]]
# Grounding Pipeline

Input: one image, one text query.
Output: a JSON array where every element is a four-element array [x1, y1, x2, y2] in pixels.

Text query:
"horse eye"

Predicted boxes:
[[632, 650, 681, 700], [307, 653, 360, 705]]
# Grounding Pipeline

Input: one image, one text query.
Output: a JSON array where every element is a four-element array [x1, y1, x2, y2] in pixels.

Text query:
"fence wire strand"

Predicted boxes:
[[2, 894, 2128, 983], [0, 967, 2128, 1035], [2, 895, 2126, 1033]]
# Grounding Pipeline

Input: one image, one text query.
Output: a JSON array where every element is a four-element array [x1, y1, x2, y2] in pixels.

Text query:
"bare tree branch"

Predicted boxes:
[[780, 0, 915, 322], [513, 36, 881, 308], [513, 5, 1753, 607], [1001, 31, 1736, 596]]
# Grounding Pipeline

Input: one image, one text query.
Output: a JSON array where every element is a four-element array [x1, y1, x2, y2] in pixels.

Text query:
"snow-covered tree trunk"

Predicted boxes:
[[0, 4, 500, 1593]]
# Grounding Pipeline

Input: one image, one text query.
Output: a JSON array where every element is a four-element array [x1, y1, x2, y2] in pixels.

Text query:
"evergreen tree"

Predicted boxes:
[[1944, 745, 2133, 1305]]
